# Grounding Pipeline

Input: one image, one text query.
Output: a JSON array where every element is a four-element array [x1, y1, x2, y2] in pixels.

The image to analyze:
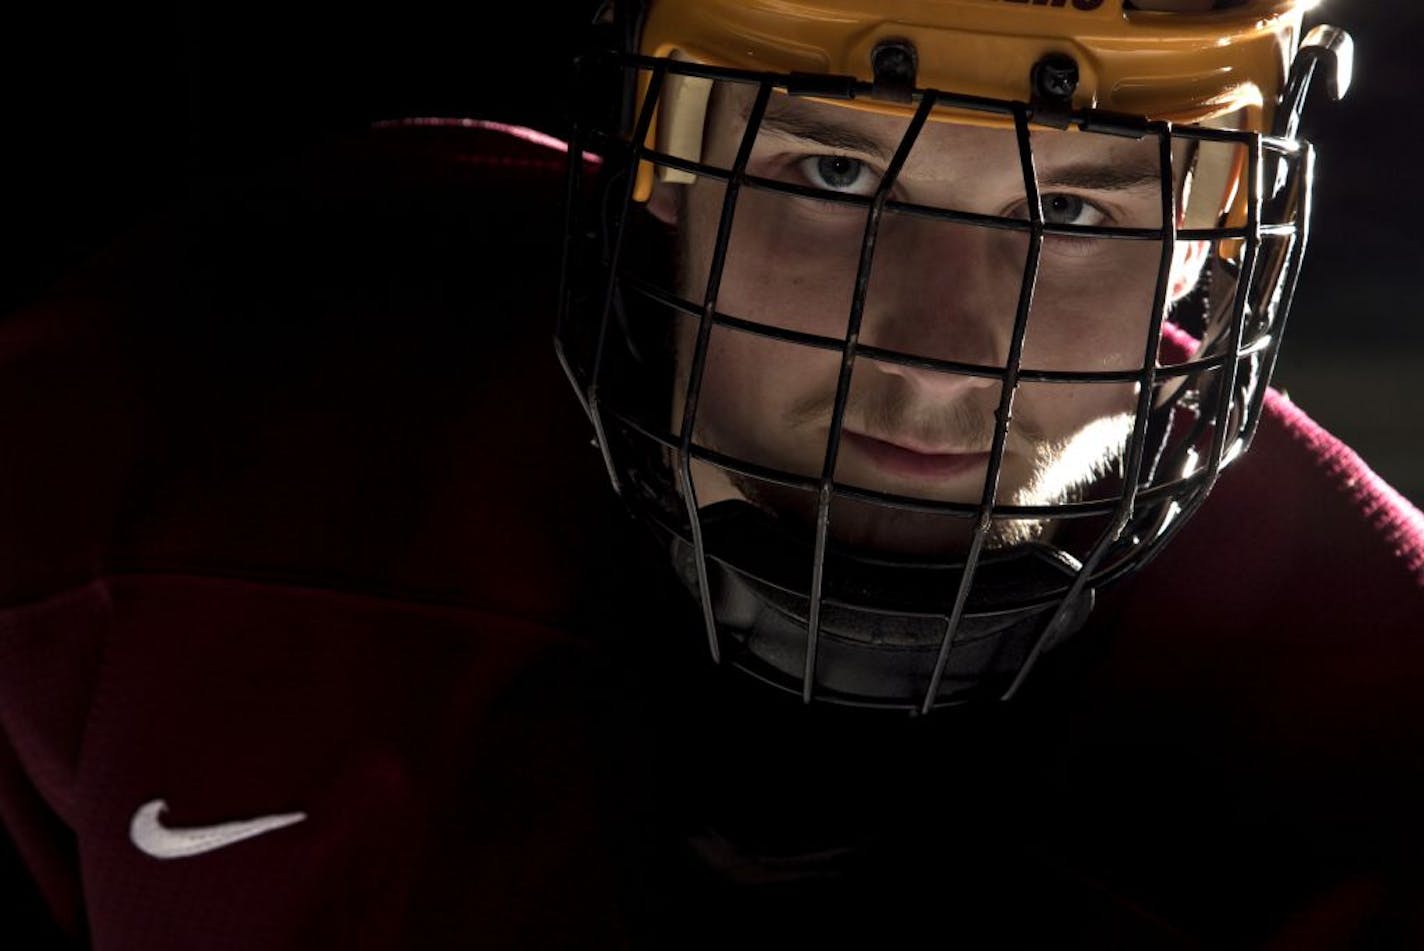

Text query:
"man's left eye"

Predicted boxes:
[[799, 155, 879, 196], [1041, 194, 1106, 228]]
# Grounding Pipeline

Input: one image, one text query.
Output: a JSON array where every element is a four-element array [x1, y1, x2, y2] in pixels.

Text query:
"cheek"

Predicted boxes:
[[714, 193, 866, 336], [693, 330, 795, 438], [1033, 382, 1138, 434], [1023, 243, 1164, 374], [694, 331, 760, 434], [689, 326, 844, 470], [675, 190, 857, 466]]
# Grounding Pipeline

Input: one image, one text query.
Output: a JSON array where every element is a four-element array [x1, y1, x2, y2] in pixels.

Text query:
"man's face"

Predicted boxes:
[[649, 86, 1206, 553]]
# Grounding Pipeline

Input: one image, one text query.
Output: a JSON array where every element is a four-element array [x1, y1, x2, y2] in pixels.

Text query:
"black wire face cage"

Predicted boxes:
[[558, 48, 1319, 714]]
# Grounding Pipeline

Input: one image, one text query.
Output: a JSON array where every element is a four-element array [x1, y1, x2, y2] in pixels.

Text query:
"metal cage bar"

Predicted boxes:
[[1115, 142, 1303, 578], [1001, 123, 1180, 701], [1240, 143, 1314, 452], [587, 62, 669, 496], [619, 276, 1251, 384], [920, 103, 1045, 714], [675, 80, 776, 665], [1204, 136, 1265, 481], [802, 91, 941, 703]]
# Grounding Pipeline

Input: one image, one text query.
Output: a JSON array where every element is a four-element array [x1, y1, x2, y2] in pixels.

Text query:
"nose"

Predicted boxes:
[[857, 215, 1012, 397]]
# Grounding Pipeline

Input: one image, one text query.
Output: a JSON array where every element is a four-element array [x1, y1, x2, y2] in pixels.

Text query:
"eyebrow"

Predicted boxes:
[[745, 99, 1166, 194], [746, 102, 894, 162], [1036, 162, 1164, 192]]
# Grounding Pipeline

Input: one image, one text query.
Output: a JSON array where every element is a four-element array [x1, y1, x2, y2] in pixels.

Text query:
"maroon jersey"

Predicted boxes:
[[1, 122, 1421, 948]]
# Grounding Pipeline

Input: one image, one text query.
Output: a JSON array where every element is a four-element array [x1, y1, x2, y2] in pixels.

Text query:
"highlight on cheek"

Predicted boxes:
[[1013, 407, 1137, 508]]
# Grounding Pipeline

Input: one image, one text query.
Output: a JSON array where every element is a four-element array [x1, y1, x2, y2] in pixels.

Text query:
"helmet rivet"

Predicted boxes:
[[871, 40, 918, 102], [1032, 53, 1080, 104]]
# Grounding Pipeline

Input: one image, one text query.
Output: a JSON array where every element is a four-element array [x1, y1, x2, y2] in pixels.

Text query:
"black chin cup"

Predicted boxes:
[[668, 501, 1095, 710]]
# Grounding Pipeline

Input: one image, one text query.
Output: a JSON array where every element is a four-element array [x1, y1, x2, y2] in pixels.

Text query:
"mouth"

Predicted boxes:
[[839, 430, 993, 482]]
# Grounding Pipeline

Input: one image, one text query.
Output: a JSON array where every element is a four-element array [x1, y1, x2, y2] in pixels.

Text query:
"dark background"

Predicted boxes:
[[4, 1, 1420, 502]]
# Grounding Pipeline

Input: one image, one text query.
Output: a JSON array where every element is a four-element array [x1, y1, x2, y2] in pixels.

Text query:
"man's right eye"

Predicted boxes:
[[798, 155, 879, 197]]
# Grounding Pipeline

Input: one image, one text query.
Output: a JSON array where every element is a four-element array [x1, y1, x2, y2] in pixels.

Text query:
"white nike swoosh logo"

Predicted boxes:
[[129, 798, 307, 860]]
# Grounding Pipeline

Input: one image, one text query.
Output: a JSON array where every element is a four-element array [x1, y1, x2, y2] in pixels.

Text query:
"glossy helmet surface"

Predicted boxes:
[[557, 0, 1351, 712]]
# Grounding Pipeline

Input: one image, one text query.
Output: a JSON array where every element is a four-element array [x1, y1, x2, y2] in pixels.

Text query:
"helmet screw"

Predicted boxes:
[[1032, 53, 1080, 104], [871, 40, 918, 102]]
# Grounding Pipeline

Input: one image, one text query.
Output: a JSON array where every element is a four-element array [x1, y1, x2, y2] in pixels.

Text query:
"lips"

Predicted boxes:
[[840, 430, 993, 481]]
